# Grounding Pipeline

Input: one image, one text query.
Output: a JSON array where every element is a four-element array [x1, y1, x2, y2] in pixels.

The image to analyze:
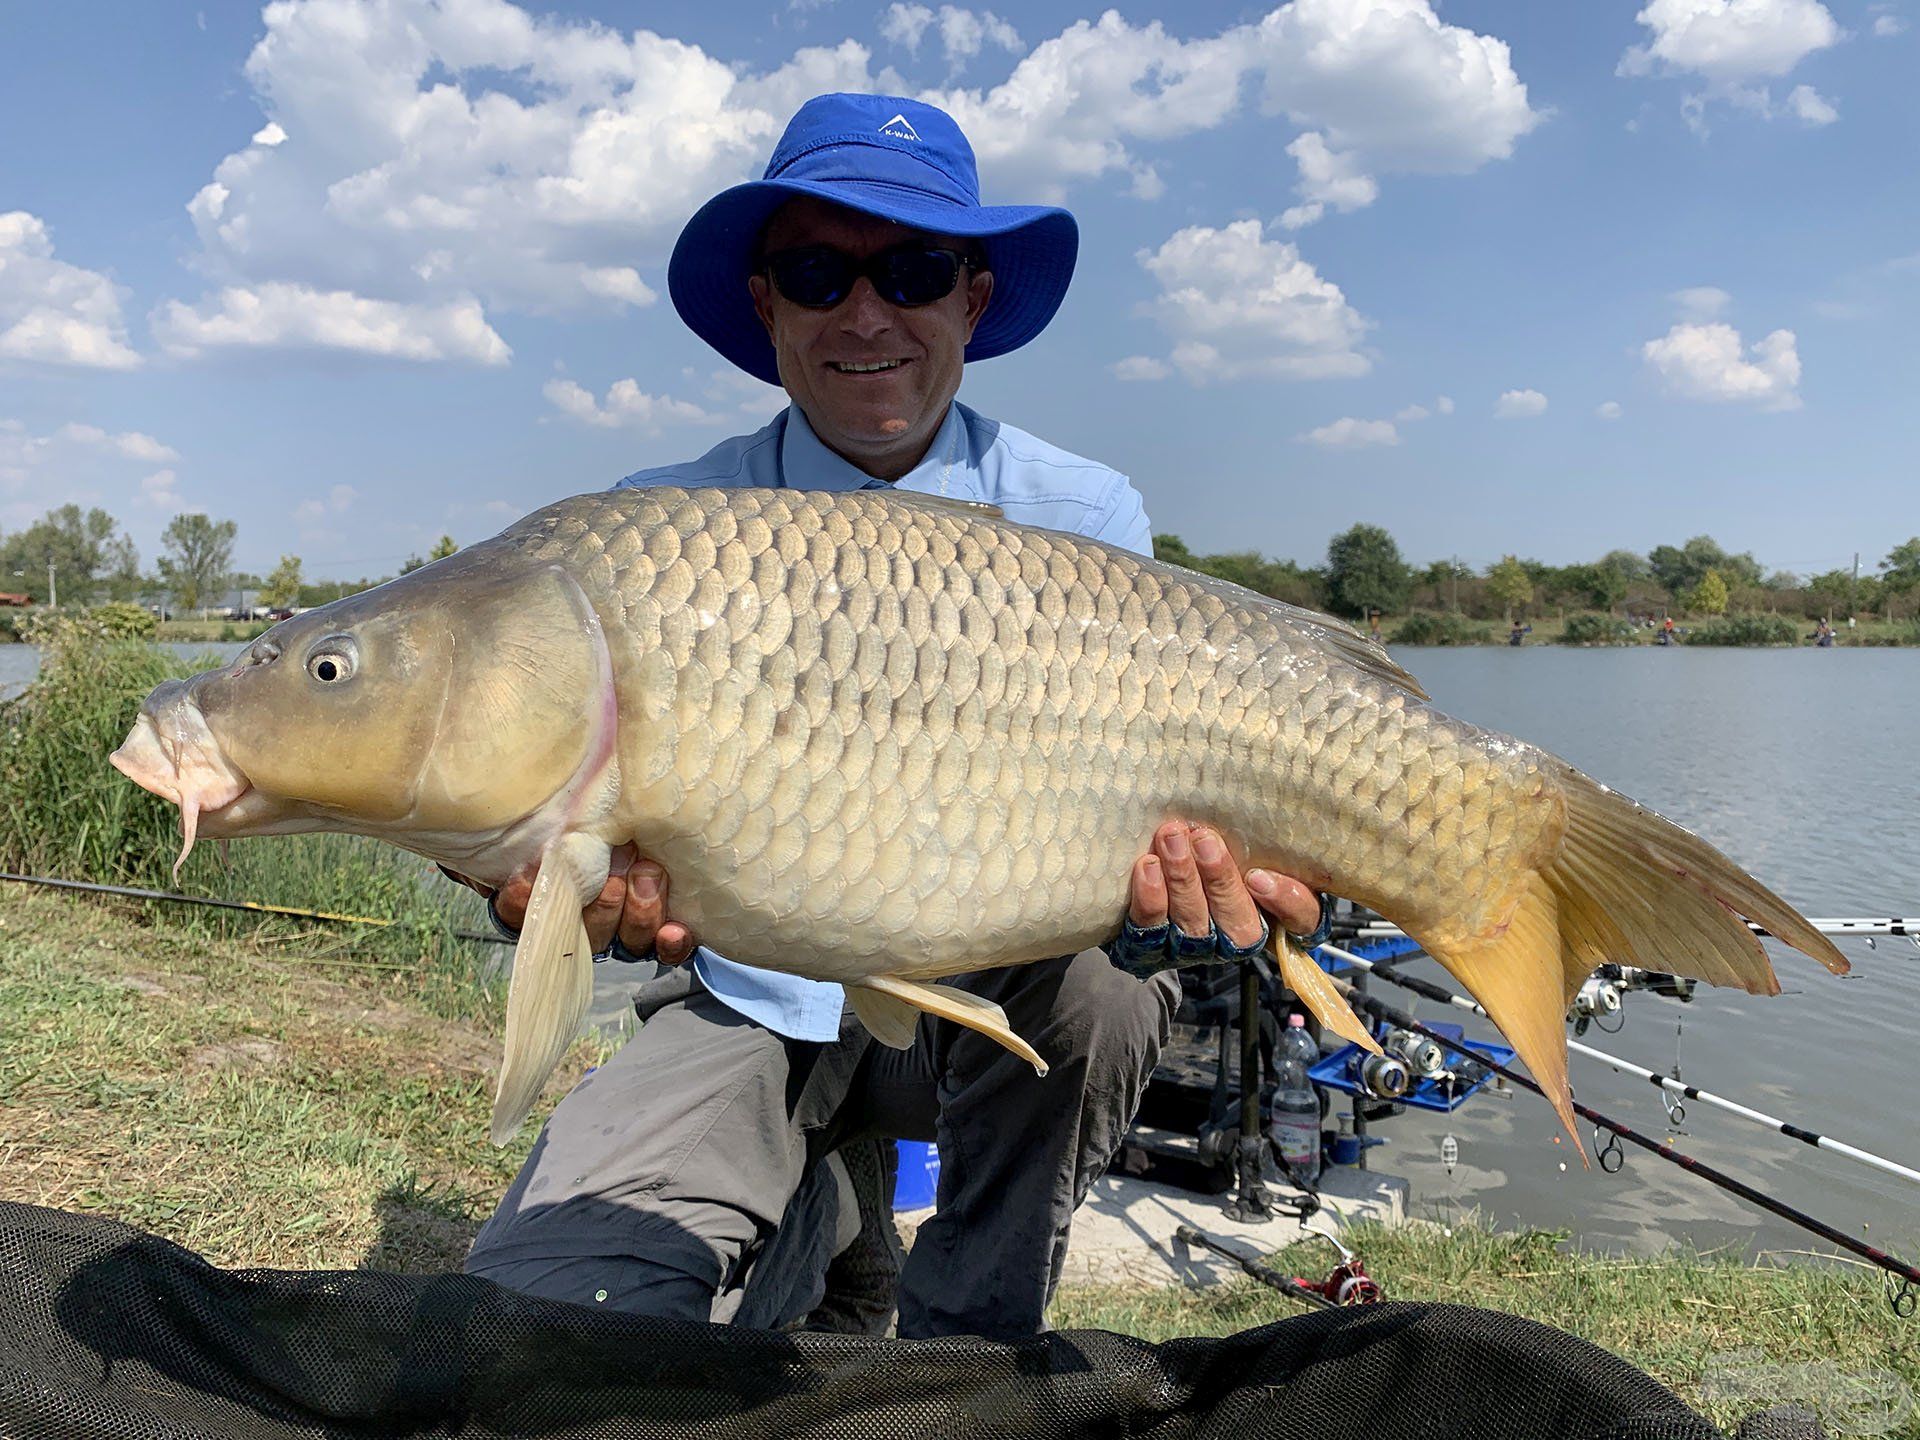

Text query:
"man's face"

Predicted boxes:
[[749, 196, 992, 480]]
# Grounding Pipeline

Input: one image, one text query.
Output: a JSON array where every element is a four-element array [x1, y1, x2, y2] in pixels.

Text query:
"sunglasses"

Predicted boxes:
[[761, 243, 975, 310]]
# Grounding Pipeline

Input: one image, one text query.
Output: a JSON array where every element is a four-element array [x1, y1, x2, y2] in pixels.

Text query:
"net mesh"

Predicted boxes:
[[0, 1201, 1820, 1439]]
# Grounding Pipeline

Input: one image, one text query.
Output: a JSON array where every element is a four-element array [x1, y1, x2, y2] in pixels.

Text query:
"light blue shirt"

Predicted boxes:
[[614, 400, 1153, 1039]]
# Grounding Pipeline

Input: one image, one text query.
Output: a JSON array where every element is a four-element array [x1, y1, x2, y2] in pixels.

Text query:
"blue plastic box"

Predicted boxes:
[[893, 1139, 940, 1209]]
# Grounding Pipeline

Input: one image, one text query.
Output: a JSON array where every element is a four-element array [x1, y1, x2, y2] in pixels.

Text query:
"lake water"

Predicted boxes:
[[0, 641, 244, 699], [1375, 647, 1917, 1267], [7, 638, 1915, 1261]]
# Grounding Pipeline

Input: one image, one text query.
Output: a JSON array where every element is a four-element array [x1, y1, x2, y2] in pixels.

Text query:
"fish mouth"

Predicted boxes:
[[110, 687, 253, 879]]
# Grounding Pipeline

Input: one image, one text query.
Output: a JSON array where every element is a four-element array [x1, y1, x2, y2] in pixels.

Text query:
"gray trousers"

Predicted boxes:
[[464, 951, 1179, 1339]]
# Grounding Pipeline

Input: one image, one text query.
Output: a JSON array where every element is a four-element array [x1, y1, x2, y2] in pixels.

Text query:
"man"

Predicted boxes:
[[459, 93, 1321, 1339]]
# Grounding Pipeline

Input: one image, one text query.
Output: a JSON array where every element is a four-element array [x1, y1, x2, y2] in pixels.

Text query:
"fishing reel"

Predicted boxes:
[[1383, 1027, 1446, 1079], [1569, 975, 1624, 1035], [1353, 1050, 1413, 1100]]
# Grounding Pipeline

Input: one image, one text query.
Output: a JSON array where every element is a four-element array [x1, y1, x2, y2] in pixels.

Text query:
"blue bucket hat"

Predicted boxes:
[[668, 93, 1078, 386]]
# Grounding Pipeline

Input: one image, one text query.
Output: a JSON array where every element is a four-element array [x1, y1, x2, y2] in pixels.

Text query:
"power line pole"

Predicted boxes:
[[47, 559, 55, 610], [1851, 551, 1859, 618]]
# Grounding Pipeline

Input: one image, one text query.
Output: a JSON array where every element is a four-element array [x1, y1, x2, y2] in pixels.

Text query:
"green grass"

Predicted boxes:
[[1053, 1221, 1920, 1435], [0, 620, 502, 1022]]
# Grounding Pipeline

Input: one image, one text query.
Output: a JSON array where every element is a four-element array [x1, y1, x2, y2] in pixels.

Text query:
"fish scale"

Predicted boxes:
[[112, 484, 1850, 1145]]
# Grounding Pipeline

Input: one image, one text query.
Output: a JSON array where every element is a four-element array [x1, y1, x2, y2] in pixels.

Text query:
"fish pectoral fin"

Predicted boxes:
[[490, 833, 607, 1147], [847, 985, 922, 1050], [1274, 935, 1381, 1055], [853, 975, 1049, 1077]]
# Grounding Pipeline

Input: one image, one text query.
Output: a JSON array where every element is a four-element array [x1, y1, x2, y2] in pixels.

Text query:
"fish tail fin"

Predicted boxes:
[[490, 836, 605, 1146], [1419, 773, 1848, 1152], [852, 975, 1049, 1076]]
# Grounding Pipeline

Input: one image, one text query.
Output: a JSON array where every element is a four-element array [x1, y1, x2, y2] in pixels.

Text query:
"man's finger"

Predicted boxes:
[[1126, 853, 1168, 928], [616, 861, 667, 957], [655, 922, 697, 967], [583, 874, 625, 953], [494, 873, 533, 932], [1190, 826, 1264, 948], [1246, 868, 1322, 937], [1155, 822, 1211, 938]]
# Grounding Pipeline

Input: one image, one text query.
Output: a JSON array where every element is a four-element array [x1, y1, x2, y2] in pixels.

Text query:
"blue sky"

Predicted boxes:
[[2, 0, 1915, 583]]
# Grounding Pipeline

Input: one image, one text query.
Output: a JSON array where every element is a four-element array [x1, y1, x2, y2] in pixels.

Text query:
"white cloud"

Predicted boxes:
[[927, 0, 1538, 218], [1111, 355, 1172, 382], [881, 5, 1019, 72], [699, 367, 790, 419], [1673, 285, 1732, 318], [1785, 83, 1838, 123], [1597, 400, 1624, 419], [544, 377, 717, 430], [138, 470, 184, 510], [1254, 0, 1541, 228], [57, 423, 180, 463], [1278, 132, 1379, 229], [1127, 220, 1369, 384], [1393, 396, 1451, 422], [880, 3, 935, 51], [158, 0, 1539, 367], [0, 419, 190, 532], [0, 212, 141, 370], [1297, 417, 1399, 448], [1620, 0, 1840, 80], [152, 284, 510, 364], [1620, 0, 1841, 131], [1873, 12, 1908, 36], [1642, 321, 1802, 408], [1494, 388, 1547, 418]]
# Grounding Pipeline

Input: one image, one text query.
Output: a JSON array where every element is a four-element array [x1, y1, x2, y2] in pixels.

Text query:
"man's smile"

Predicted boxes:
[[827, 358, 909, 374]]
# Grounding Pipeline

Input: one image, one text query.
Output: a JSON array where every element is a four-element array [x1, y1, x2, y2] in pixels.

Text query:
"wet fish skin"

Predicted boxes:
[[112, 485, 1848, 1144]]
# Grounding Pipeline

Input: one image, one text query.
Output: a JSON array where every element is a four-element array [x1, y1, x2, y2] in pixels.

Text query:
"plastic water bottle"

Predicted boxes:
[[1268, 1014, 1323, 1186]]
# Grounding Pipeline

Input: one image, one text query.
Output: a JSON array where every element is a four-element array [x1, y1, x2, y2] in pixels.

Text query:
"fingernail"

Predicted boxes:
[[633, 865, 660, 900], [1247, 870, 1277, 897], [1193, 830, 1223, 863], [1163, 829, 1189, 860], [1141, 855, 1161, 879]]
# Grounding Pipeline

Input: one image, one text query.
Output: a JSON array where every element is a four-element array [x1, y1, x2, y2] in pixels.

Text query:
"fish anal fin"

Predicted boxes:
[[491, 833, 606, 1146], [1420, 882, 1584, 1157], [1275, 937, 1381, 1055], [847, 984, 921, 1050], [855, 975, 1048, 1076]]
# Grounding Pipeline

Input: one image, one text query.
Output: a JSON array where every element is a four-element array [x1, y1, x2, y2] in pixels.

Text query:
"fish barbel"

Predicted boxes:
[[111, 487, 1848, 1144]]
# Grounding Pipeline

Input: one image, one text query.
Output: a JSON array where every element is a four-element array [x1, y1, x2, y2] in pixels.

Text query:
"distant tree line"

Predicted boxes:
[[1154, 525, 1920, 624], [4, 501, 1915, 628], [0, 504, 459, 617]]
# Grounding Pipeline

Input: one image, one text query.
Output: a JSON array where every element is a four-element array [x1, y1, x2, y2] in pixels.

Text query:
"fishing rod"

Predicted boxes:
[[1319, 940, 1920, 1191], [1173, 1225, 1339, 1311], [1355, 918, 1920, 941], [0, 872, 513, 946], [1325, 970, 1920, 1316]]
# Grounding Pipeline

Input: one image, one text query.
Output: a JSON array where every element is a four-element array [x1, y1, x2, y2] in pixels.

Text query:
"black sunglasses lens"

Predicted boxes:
[[878, 248, 961, 305], [768, 249, 853, 308]]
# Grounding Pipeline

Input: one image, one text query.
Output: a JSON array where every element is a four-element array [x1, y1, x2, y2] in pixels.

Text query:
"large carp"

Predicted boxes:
[[112, 487, 1847, 1144]]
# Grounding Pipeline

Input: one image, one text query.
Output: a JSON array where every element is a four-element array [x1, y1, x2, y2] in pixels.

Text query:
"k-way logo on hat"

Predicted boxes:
[[879, 113, 921, 141]]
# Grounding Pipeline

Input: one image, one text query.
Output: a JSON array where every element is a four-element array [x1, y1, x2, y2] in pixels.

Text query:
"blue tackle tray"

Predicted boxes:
[[1308, 1021, 1515, 1113]]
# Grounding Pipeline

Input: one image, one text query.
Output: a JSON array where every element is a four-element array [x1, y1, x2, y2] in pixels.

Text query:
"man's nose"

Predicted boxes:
[[835, 275, 896, 337]]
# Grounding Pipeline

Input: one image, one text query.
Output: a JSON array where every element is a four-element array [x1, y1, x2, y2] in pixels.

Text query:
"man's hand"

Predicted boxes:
[[1127, 821, 1320, 944], [446, 844, 700, 965]]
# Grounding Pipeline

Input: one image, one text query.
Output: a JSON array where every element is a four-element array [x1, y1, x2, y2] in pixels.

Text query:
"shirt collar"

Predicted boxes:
[[778, 403, 980, 499]]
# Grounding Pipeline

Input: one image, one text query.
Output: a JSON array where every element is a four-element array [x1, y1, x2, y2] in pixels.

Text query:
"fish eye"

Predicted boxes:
[[305, 636, 358, 684]]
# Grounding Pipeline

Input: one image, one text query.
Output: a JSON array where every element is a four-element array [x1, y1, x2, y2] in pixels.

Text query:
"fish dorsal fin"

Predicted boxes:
[[1151, 558, 1430, 701], [882, 491, 1005, 521]]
